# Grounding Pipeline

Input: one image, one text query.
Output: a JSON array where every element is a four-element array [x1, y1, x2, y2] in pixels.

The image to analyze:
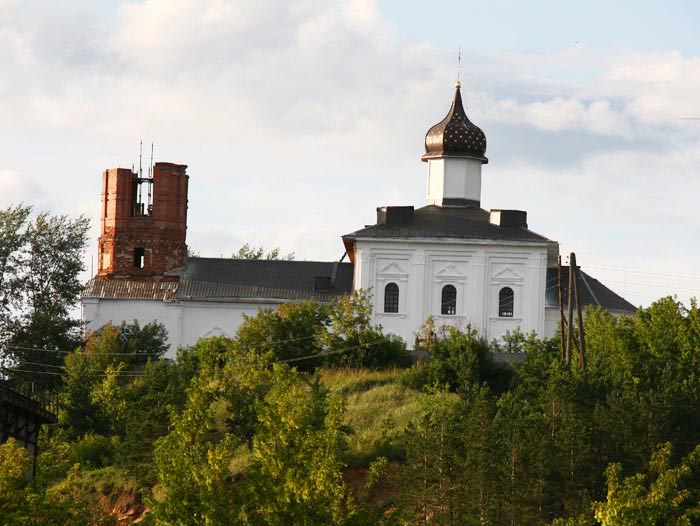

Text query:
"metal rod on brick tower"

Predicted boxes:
[[148, 143, 154, 213], [137, 141, 143, 212]]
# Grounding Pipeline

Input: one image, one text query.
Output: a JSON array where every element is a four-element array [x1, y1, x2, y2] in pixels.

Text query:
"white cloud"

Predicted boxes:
[[484, 95, 633, 137], [0, 169, 46, 206], [27, 90, 96, 129], [2, 0, 699, 306]]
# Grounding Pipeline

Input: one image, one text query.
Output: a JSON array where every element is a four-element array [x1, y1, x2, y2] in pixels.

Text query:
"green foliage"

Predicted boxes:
[[0, 438, 30, 496], [398, 390, 466, 523], [115, 319, 169, 364], [247, 368, 355, 525], [149, 379, 245, 525], [236, 301, 329, 369], [0, 439, 115, 526], [150, 362, 355, 525], [0, 205, 90, 382], [219, 351, 276, 450], [406, 325, 512, 395], [321, 291, 411, 369], [70, 434, 120, 469], [11, 289, 700, 525], [232, 242, 295, 261], [60, 321, 174, 441], [235, 292, 410, 370], [595, 443, 700, 526]]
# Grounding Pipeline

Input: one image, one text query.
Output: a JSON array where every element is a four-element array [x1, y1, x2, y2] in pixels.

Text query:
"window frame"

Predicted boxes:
[[384, 282, 399, 313], [441, 284, 457, 315], [498, 286, 514, 318]]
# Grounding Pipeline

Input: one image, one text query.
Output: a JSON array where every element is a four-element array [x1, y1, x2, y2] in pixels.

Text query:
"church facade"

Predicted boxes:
[[81, 82, 635, 356]]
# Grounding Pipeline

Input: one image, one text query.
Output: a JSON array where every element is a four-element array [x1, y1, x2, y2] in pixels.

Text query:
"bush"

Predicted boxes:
[[71, 434, 120, 469], [402, 325, 514, 396]]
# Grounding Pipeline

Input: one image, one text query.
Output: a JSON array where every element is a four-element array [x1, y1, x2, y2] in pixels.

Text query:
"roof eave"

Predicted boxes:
[[421, 152, 489, 164], [349, 235, 553, 247]]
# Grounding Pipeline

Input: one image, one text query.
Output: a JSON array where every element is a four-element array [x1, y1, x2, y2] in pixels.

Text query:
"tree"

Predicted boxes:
[[235, 301, 329, 370], [0, 438, 113, 526], [234, 293, 409, 370], [396, 390, 469, 526], [0, 205, 90, 382], [0, 205, 32, 354], [232, 242, 295, 261], [112, 319, 169, 365], [60, 321, 171, 439], [409, 325, 510, 396], [594, 443, 700, 526], [321, 290, 410, 369], [150, 379, 245, 526], [246, 367, 355, 526]]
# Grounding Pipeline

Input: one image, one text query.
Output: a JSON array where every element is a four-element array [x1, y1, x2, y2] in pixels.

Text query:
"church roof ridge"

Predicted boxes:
[[343, 204, 552, 243]]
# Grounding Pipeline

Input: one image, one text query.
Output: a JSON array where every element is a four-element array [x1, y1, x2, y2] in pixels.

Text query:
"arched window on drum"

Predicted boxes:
[[499, 287, 514, 317], [441, 285, 457, 315], [384, 282, 399, 313]]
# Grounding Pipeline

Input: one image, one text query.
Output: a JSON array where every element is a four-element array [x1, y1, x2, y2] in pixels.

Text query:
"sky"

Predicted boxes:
[[1, 0, 700, 308]]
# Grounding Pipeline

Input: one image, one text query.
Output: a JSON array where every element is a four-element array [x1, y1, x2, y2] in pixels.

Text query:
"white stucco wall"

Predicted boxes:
[[353, 238, 549, 345], [82, 297, 278, 359], [426, 158, 482, 205]]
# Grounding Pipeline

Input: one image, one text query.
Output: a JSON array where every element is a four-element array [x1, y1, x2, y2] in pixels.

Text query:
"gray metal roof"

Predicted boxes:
[[170, 257, 354, 302], [545, 266, 637, 314], [82, 258, 354, 303], [83, 258, 635, 318], [343, 205, 552, 243], [82, 279, 179, 301]]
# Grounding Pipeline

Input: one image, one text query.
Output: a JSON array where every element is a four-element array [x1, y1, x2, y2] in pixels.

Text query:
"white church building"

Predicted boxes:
[[81, 81, 635, 356]]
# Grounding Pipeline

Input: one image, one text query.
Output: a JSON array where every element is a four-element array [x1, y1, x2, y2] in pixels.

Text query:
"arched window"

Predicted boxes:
[[384, 283, 399, 313], [499, 287, 514, 317], [441, 285, 457, 315]]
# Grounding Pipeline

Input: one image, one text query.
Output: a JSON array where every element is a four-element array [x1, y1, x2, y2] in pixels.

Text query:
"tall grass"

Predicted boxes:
[[321, 368, 423, 466]]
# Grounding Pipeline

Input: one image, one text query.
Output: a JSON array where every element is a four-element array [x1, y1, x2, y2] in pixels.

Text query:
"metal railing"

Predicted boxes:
[[0, 369, 59, 417]]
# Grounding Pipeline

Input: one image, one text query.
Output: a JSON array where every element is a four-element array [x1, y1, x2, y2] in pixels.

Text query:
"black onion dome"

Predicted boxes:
[[422, 84, 488, 164]]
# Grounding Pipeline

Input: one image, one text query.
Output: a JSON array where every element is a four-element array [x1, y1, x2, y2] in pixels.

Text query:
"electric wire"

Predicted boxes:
[[2, 333, 321, 356], [2, 335, 395, 375]]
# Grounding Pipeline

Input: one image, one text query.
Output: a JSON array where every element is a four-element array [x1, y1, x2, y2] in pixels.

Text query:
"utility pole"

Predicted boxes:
[[571, 253, 586, 370], [566, 255, 575, 365], [559, 252, 586, 370], [557, 255, 566, 361]]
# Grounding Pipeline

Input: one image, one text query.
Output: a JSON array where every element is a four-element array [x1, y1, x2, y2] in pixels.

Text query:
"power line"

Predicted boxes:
[[4, 336, 395, 375], [3, 367, 148, 378], [8, 360, 152, 376], [2, 333, 321, 357], [277, 336, 393, 364], [603, 279, 700, 294], [585, 265, 700, 282], [3, 345, 163, 356]]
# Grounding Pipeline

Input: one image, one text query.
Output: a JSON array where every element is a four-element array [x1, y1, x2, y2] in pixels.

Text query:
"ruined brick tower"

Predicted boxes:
[[97, 162, 188, 279]]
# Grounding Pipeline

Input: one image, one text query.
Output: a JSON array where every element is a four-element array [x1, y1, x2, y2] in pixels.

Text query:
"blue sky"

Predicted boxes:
[[379, 0, 699, 55], [1, 0, 699, 307]]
